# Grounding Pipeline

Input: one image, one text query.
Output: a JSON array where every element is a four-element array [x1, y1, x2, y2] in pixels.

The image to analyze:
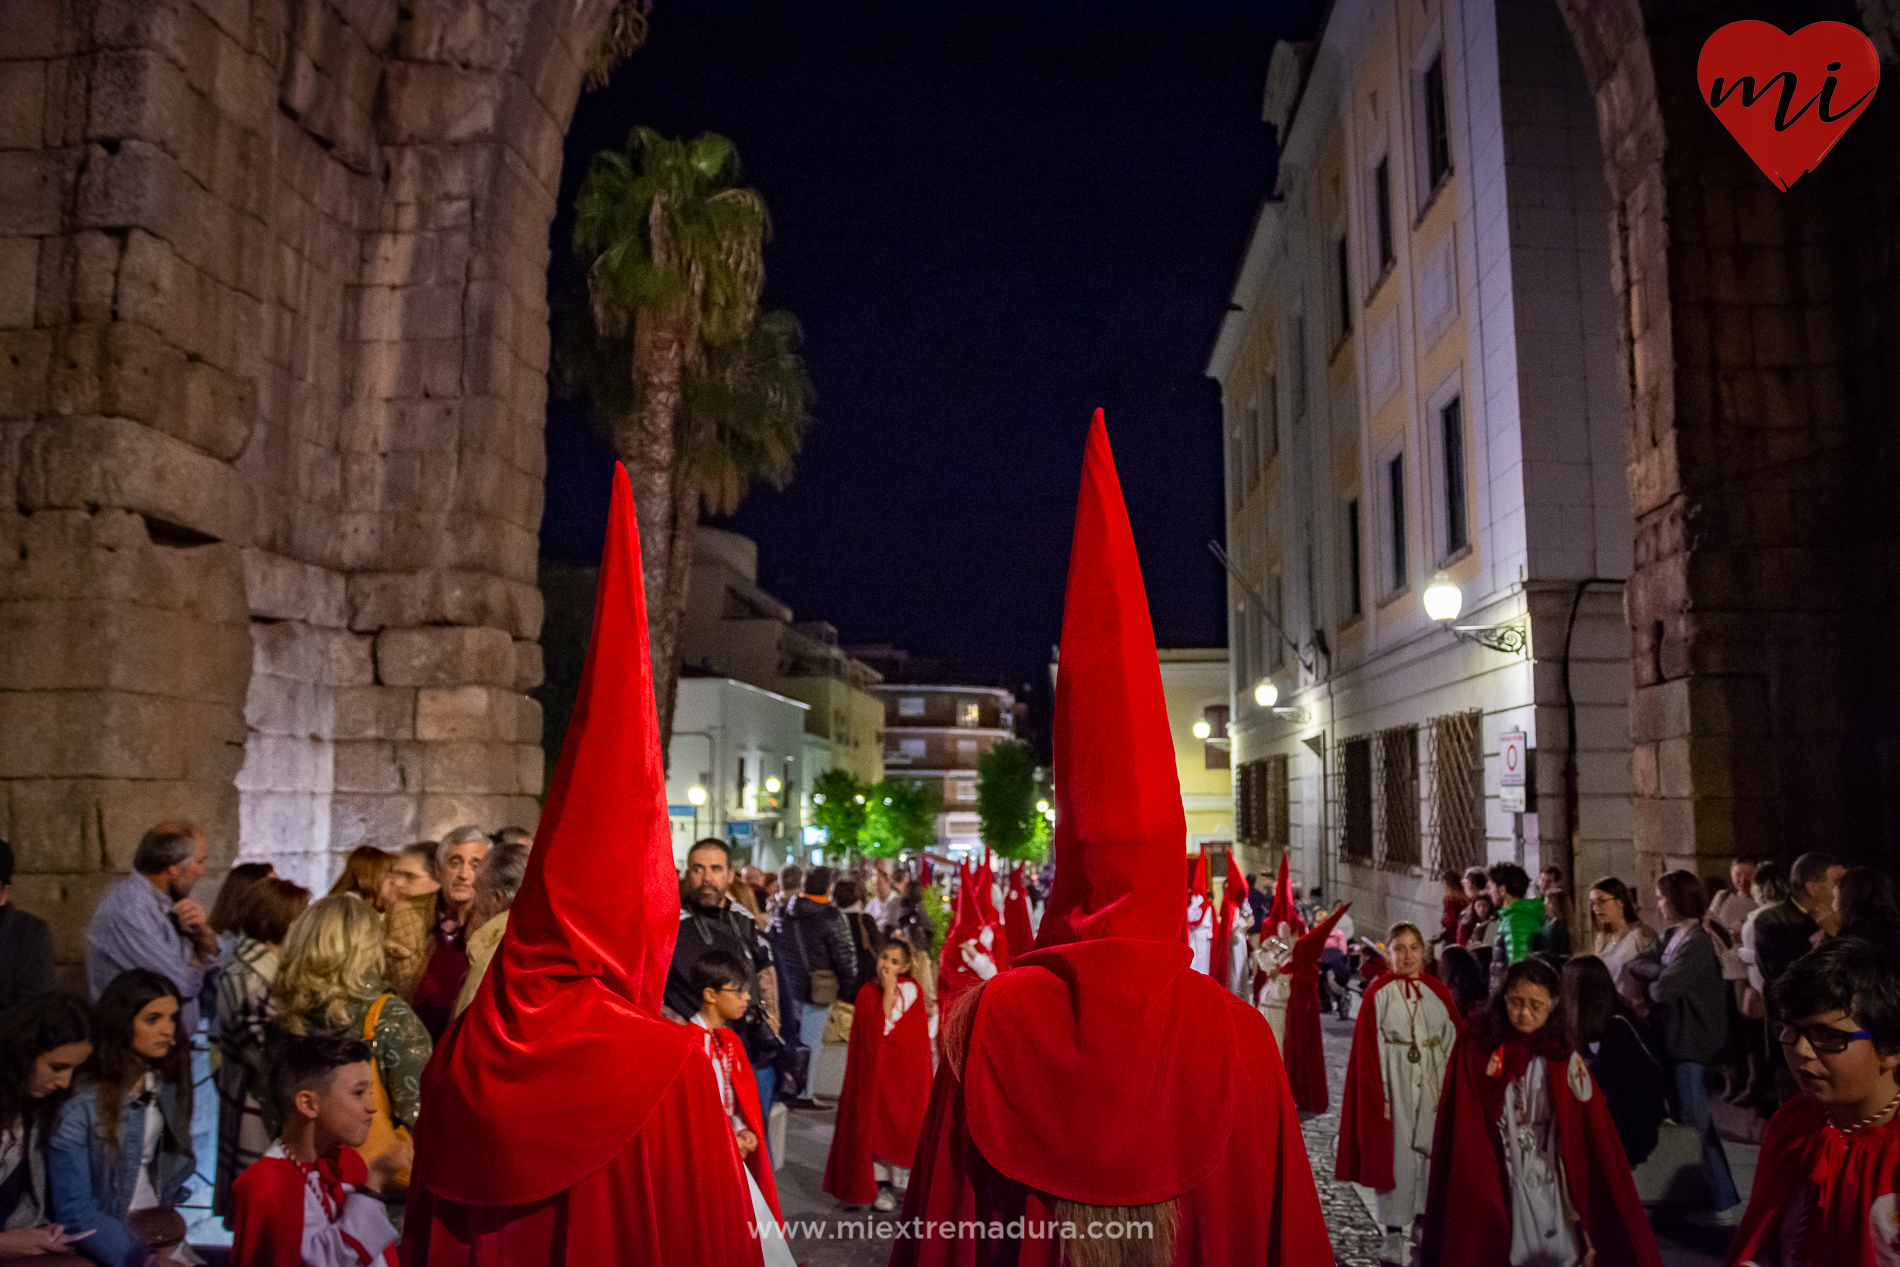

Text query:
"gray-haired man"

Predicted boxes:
[[86, 822, 217, 1033]]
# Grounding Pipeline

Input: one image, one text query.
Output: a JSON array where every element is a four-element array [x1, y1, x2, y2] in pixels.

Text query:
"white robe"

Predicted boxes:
[[1369, 980, 1457, 1232], [1500, 1057, 1581, 1267], [1186, 896, 1214, 975]]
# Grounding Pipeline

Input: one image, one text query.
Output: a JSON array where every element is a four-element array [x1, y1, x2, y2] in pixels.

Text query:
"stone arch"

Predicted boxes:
[[0, 0, 618, 955], [1554, 0, 1900, 885]]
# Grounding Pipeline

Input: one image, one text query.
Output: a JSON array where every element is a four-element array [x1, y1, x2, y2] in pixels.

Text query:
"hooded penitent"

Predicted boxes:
[[936, 862, 990, 1014], [404, 464, 762, 1266], [1212, 863, 1250, 993], [1003, 866, 1035, 961], [1282, 904, 1349, 1113], [1264, 855, 1305, 939], [894, 411, 1333, 1267]]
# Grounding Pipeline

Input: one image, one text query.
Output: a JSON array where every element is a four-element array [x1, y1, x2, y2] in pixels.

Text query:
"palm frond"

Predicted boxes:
[[678, 309, 813, 515], [583, 2, 650, 92]]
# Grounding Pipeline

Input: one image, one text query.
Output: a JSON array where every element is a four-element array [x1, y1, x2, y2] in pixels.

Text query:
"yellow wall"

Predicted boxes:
[[1157, 650, 1234, 846]]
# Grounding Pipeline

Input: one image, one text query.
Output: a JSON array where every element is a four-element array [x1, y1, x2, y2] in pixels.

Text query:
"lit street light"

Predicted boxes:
[[1253, 679, 1278, 708], [1192, 719, 1211, 739], [1035, 799, 1050, 813], [765, 776, 782, 793], [686, 786, 707, 805], [1423, 571, 1464, 622]]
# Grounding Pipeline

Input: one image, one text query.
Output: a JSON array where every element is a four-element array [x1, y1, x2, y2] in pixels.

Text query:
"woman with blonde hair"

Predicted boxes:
[[327, 845, 394, 913], [270, 896, 431, 1142]]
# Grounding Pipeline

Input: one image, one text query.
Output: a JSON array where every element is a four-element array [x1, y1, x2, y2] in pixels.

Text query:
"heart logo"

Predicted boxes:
[[1697, 21, 1880, 191]]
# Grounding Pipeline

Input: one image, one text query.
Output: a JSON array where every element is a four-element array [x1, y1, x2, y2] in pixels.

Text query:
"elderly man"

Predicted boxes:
[[387, 826, 489, 1038], [86, 822, 217, 1033]]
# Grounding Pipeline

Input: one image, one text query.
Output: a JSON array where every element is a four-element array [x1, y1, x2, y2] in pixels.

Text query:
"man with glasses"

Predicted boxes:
[[1725, 937, 1900, 1262]]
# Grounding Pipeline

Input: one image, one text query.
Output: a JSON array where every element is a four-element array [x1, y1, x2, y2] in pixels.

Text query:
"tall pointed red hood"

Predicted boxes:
[[414, 463, 696, 1207], [1034, 411, 1187, 949], [1265, 855, 1305, 938]]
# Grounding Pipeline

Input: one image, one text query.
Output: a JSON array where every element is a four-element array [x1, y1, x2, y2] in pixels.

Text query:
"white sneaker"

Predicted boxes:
[[872, 1185, 898, 1213], [1685, 1202, 1746, 1228]]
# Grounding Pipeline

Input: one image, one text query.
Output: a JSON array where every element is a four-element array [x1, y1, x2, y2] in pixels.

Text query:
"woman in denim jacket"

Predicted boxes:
[[49, 970, 196, 1266]]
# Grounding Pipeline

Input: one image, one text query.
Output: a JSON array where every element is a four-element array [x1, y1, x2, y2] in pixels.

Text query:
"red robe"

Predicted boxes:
[[1003, 871, 1035, 961], [890, 941, 1333, 1267], [1282, 906, 1348, 1112], [1418, 1022, 1663, 1267], [1726, 1093, 1900, 1267], [824, 978, 934, 1205], [1211, 870, 1249, 992], [231, 1147, 397, 1267], [700, 1021, 782, 1222], [1335, 972, 1458, 1191]]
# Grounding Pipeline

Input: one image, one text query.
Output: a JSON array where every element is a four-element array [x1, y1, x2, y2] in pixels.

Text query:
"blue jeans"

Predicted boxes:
[[1675, 1060, 1740, 1209], [798, 1003, 829, 1097], [754, 1066, 775, 1162]]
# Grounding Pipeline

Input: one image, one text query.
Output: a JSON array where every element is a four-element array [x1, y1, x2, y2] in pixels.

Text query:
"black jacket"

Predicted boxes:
[[663, 900, 777, 1064], [1752, 900, 1821, 1019], [1586, 1014, 1667, 1164], [772, 897, 858, 1007], [842, 911, 881, 990], [0, 903, 55, 1010]]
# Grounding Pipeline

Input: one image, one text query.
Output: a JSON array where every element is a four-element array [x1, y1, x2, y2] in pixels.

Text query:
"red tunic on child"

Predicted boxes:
[[825, 976, 933, 1204], [1726, 1094, 1900, 1267], [230, 1144, 398, 1267]]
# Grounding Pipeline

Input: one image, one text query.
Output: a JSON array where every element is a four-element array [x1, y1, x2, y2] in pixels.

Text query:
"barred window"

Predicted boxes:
[[1341, 738, 1373, 861], [1428, 709, 1485, 876], [1235, 754, 1289, 850], [1378, 725, 1421, 869], [1264, 754, 1290, 852]]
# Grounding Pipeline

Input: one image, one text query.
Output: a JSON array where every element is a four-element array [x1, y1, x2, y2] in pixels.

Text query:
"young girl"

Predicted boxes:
[[824, 940, 932, 1213], [1336, 924, 1458, 1267], [49, 970, 198, 1266], [1419, 957, 1662, 1267], [1728, 937, 1900, 1265], [0, 993, 93, 1262]]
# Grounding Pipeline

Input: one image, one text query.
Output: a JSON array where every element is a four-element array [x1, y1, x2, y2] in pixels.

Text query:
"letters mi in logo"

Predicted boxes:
[[1698, 21, 1880, 191]]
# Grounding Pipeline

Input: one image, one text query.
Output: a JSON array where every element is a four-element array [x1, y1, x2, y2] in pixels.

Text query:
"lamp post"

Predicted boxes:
[[1423, 571, 1528, 654], [687, 784, 707, 841]]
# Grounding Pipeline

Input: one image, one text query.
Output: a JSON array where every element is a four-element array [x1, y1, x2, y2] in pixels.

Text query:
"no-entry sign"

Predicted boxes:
[[1500, 729, 1527, 812]]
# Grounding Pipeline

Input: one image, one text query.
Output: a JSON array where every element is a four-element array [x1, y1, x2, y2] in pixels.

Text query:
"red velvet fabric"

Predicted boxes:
[[1282, 905, 1348, 1112], [1335, 972, 1457, 1191], [1418, 1023, 1662, 1267], [825, 978, 934, 1205], [1211, 867, 1249, 992], [1725, 1093, 1900, 1267], [1188, 853, 1209, 900], [1264, 856, 1305, 939], [404, 1052, 765, 1267], [975, 853, 1001, 924], [705, 1023, 781, 1223], [404, 464, 760, 1266], [232, 1148, 396, 1267], [892, 979, 1333, 1267], [1003, 869, 1034, 961]]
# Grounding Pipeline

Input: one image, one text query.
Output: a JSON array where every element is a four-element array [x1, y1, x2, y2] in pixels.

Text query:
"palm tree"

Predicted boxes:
[[572, 128, 768, 733]]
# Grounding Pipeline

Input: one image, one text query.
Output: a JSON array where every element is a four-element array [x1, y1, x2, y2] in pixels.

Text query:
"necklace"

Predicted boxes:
[[1835, 1086, 1900, 1134], [1395, 979, 1423, 1063]]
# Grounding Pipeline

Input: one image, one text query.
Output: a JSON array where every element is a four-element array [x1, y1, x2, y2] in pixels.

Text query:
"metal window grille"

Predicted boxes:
[[1339, 737, 1373, 861], [1235, 760, 1257, 844], [1235, 755, 1288, 850], [1377, 725, 1421, 870], [1426, 709, 1485, 876], [1264, 754, 1289, 852]]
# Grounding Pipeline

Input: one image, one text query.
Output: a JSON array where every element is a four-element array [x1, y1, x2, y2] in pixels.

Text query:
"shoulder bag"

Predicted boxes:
[[358, 993, 413, 1188]]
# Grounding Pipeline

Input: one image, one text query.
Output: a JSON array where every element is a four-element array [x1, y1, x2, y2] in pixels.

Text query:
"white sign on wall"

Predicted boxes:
[[1500, 729, 1527, 813]]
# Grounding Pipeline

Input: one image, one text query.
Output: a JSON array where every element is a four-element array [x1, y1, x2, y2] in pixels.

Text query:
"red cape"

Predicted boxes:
[[232, 1148, 396, 1267], [404, 1051, 763, 1266], [1212, 868, 1250, 992], [1725, 1093, 1900, 1267], [1264, 856, 1305, 938], [1419, 1022, 1662, 1267], [1335, 972, 1457, 1191], [1282, 905, 1347, 1112], [891, 956, 1334, 1267], [707, 1023, 781, 1223], [824, 978, 934, 1205], [1003, 869, 1035, 961]]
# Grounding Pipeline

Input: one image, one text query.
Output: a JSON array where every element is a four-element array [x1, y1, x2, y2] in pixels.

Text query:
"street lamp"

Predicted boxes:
[[765, 776, 781, 793], [686, 785, 706, 839], [1424, 570, 1528, 654], [1035, 799, 1050, 813], [1192, 719, 1212, 739], [854, 794, 865, 804], [1253, 679, 1278, 708]]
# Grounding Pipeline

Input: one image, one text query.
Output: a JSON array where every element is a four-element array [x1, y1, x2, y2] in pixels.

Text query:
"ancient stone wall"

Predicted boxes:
[[1559, 0, 1900, 885], [1, 0, 615, 964]]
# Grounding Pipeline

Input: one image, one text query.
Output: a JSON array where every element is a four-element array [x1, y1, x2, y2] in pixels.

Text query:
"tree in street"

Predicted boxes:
[[812, 768, 869, 854], [859, 780, 941, 859], [977, 740, 1047, 861]]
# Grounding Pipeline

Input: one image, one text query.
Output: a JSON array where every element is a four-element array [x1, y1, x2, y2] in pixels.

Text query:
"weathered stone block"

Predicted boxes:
[[515, 743, 542, 796], [243, 672, 331, 736], [0, 598, 249, 702], [512, 640, 543, 691], [0, 328, 52, 419], [243, 548, 348, 626], [3, 776, 237, 874], [0, 60, 49, 149], [234, 732, 332, 794], [375, 625, 514, 687], [250, 619, 374, 688], [416, 793, 529, 843], [328, 793, 417, 853], [0, 690, 245, 782], [18, 414, 256, 545], [0, 237, 39, 330], [332, 740, 402, 794], [332, 685, 415, 740], [348, 570, 540, 639], [418, 740, 516, 793], [0, 149, 82, 236], [415, 685, 520, 742], [9, 872, 124, 963]]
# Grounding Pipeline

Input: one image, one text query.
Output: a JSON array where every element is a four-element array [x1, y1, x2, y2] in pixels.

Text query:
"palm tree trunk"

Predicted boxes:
[[616, 311, 688, 757], [654, 472, 702, 781]]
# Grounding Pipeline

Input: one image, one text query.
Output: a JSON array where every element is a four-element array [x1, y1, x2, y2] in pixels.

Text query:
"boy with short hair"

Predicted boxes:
[[1728, 936, 1900, 1264], [230, 1033, 406, 1266], [690, 948, 783, 1223]]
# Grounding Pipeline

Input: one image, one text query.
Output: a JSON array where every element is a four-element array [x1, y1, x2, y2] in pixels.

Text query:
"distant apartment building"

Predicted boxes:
[[1205, 0, 1634, 934], [851, 646, 1027, 857], [673, 530, 886, 866]]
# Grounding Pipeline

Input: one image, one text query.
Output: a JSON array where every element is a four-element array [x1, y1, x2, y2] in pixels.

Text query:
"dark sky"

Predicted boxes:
[[542, 0, 1319, 740]]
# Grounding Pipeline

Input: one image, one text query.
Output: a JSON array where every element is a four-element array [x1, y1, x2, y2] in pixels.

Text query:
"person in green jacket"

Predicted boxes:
[[1488, 862, 1546, 966]]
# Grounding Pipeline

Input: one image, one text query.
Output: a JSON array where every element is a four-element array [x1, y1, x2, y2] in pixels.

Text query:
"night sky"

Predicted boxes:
[[542, 0, 1321, 740]]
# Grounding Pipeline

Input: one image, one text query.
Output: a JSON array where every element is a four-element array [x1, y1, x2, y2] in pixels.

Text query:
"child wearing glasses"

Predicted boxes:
[[688, 949, 783, 1227], [1728, 936, 1900, 1265]]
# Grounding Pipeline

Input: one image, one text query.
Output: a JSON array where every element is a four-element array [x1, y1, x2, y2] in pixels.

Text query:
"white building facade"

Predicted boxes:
[[666, 676, 809, 872], [1207, 0, 1636, 935]]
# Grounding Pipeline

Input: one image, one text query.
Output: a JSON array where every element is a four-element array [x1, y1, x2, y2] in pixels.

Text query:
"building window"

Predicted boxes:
[[895, 738, 926, 762], [1427, 710, 1485, 875], [1378, 725, 1421, 870], [1374, 158, 1394, 272], [1423, 53, 1452, 194], [898, 696, 925, 717], [1260, 374, 1279, 464], [1334, 236, 1352, 343], [1385, 452, 1408, 595], [1290, 315, 1307, 419], [1440, 396, 1468, 557], [1236, 754, 1287, 848], [1267, 572, 1285, 669], [1203, 706, 1230, 770], [1241, 396, 1261, 493], [1344, 498, 1363, 620], [956, 737, 978, 762], [958, 699, 980, 727], [954, 779, 977, 802], [1342, 738, 1373, 861]]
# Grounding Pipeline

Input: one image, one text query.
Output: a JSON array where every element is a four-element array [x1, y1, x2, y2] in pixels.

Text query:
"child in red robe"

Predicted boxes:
[[690, 949, 783, 1224], [1728, 937, 1900, 1266], [825, 939, 933, 1211], [1419, 957, 1662, 1267], [230, 1034, 405, 1267]]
